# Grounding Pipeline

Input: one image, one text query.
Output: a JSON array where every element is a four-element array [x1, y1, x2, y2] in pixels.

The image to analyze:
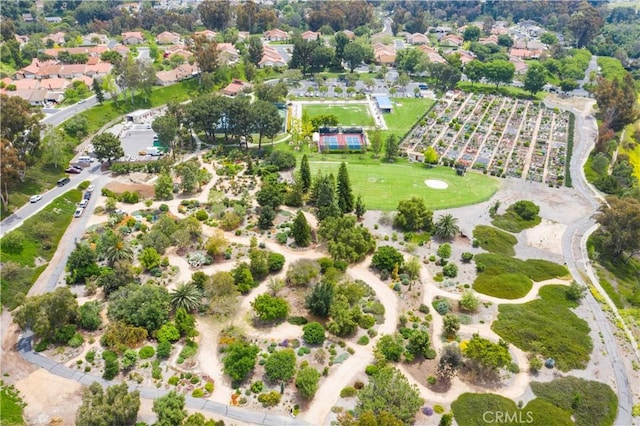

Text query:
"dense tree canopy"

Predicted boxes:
[[76, 382, 140, 426], [394, 197, 433, 232], [107, 283, 171, 333], [595, 196, 640, 258], [319, 215, 376, 263], [13, 287, 78, 341]]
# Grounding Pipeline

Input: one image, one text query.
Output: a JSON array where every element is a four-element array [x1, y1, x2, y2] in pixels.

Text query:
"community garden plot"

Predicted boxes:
[[404, 93, 574, 186]]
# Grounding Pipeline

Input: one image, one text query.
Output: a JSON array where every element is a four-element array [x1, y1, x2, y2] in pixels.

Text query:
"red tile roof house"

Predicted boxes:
[[301, 31, 321, 41], [417, 45, 447, 64], [259, 46, 287, 68], [221, 79, 252, 96], [264, 29, 289, 42], [509, 48, 543, 59], [156, 31, 181, 45], [194, 30, 217, 41], [406, 33, 429, 45], [16, 59, 57, 79], [43, 31, 66, 46], [373, 43, 396, 65], [440, 34, 463, 47], [122, 31, 144, 45], [155, 63, 198, 86], [217, 43, 239, 64]]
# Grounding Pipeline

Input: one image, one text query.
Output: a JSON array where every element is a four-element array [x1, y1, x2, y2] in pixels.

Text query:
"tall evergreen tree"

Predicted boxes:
[[336, 162, 354, 213], [313, 173, 341, 220], [292, 210, 312, 247], [92, 77, 104, 104], [300, 154, 312, 193], [354, 195, 366, 219]]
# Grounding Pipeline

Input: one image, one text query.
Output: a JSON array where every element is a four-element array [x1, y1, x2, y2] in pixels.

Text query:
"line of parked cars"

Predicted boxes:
[[74, 185, 95, 218]]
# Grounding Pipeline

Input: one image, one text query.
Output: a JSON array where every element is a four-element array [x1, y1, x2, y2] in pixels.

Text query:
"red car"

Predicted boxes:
[[65, 167, 81, 174]]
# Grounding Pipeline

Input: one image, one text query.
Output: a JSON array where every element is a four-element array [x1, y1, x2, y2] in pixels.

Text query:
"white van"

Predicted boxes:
[[78, 156, 92, 164]]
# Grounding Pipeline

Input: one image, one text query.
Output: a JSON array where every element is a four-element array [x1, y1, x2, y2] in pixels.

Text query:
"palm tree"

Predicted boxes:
[[171, 282, 202, 313], [103, 235, 134, 266], [433, 214, 460, 241]]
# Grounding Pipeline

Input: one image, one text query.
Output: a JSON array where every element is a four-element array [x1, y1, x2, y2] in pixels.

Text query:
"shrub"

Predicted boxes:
[[195, 210, 208, 221], [192, 388, 204, 398], [257, 391, 281, 407], [85, 350, 96, 363], [459, 291, 480, 313], [78, 181, 90, 190], [340, 386, 357, 398], [156, 341, 172, 359], [418, 304, 430, 314], [357, 335, 370, 345], [365, 365, 379, 376], [442, 263, 458, 278], [302, 322, 326, 345], [68, 333, 84, 348], [434, 300, 450, 315], [205, 382, 214, 393], [139, 346, 156, 360], [461, 252, 474, 262], [276, 232, 288, 244], [287, 316, 308, 326], [423, 406, 434, 416], [434, 404, 445, 414], [358, 314, 376, 329], [55, 324, 77, 344], [437, 243, 451, 259], [168, 376, 179, 385], [251, 380, 264, 394], [267, 252, 285, 272]]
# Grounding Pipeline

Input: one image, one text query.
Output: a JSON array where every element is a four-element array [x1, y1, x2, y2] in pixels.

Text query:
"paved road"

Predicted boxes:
[[572, 55, 598, 98], [17, 332, 308, 426], [0, 165, 99, 237], [42, 95, 99, 127], [558, 102, 634, 426]]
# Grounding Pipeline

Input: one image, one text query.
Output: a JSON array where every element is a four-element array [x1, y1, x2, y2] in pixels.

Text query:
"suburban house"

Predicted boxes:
[[406, 33, 429, 45], [479, 34, 499, 45], [263, 29, 288, 42], [373, 43, 396, 65], [156, 31, 181, 45], [457, 50, 476, 65], [22, 13, 34, 23], [301, 30, 321, 41], [194, 30, 217, 41], [237, 32, 250, 42], [43, 32, 66, 46], [155, 63, 198, 86], [14, 34, 29, 47], [164, 45, 193, 61], [220, 79, 252, 96], [113, 44, 130, 56], [440, 34, 463, 47], [510, 57, 529, 74], [82, 33, 109, 46], [343, 30, 356, 40], [42, 46, 108, 58], [217, 43, 239, 64], [121, 31, 144, 45], [509, 47, 543, 59], [259, 45, 287, 68], [44, 16, 62, 23], [417, 45, 447, 64]]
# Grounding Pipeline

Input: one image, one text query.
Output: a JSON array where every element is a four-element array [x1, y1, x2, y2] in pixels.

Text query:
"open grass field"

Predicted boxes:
[[452, 393, 573, 426], [492, 285, 592, 371], [303, 103, 374, 127], [306, 161, 500, 211], [380, 98, 435, 141], [1, 189, 81, 309]]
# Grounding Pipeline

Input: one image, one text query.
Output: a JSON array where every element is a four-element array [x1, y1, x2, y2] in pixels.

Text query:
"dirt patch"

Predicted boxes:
[[14, 369, 83, 425], [103, 182, 155, 199]]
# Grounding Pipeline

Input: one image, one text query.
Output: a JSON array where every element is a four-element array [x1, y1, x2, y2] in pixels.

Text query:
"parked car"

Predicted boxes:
[[29, 194, 43, 203], [65, 167, 81, 174], [84, 191, 91, 200], [71, 164, 83, 171], [86, 185, 95, 192], [78, 199, 89, 208], [74, 207, 84, 218], [57, 177, 70, 186]]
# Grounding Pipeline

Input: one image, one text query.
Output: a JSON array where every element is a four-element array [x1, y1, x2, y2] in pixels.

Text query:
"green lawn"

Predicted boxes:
[[492, 285, 592, 371], [307, 161, 500, 211], [303, 103, 374, 127], [473, 273, 532, 299], [381, 97, 435, 141]]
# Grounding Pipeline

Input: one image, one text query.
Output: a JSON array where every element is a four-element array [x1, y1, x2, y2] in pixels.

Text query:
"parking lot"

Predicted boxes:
[[119, 123, 160, 160]]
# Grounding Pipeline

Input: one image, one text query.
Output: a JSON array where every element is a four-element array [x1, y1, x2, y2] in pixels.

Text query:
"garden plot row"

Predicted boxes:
[[404, 92, 572, 186]]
